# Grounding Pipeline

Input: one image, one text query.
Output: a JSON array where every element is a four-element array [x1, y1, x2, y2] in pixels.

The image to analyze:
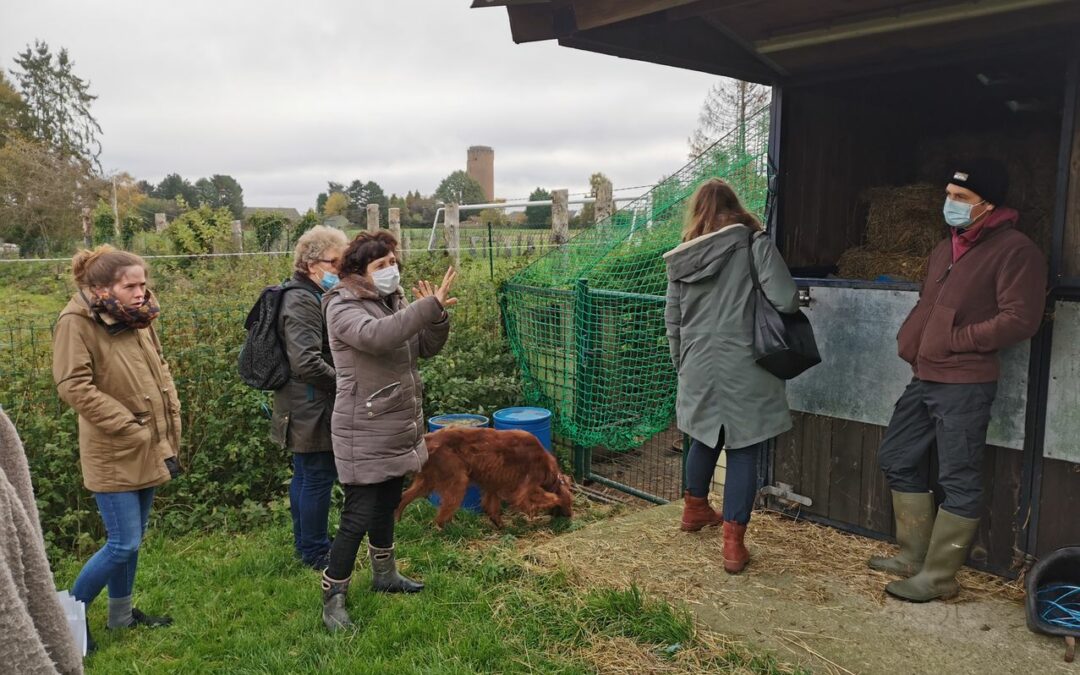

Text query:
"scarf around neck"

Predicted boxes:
[[87, 288, 161, 332]]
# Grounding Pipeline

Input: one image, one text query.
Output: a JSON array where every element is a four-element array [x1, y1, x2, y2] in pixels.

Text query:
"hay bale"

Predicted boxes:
[[862, 183, 943, 256], [837, 246, 928, 282]]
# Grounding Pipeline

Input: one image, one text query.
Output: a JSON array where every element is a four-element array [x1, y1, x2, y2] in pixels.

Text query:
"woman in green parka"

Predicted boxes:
[[663, 179, 799, 573]]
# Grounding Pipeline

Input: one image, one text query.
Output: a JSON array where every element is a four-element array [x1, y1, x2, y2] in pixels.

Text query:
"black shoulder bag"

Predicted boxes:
[[746, 230, 821, 380]]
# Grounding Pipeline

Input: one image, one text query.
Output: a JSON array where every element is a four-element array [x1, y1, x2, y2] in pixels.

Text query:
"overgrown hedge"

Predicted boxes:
[[0, 253, 526, 557]]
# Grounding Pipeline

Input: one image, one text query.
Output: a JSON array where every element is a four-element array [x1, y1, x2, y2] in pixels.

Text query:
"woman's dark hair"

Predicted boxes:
[[339, 230, 401, 278]]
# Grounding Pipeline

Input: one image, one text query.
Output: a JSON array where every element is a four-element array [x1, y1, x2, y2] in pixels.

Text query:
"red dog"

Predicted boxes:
[[396, 427, 574, 528]]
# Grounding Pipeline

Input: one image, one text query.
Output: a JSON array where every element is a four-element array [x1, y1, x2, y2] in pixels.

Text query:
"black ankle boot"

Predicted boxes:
[[126, 608, 173, 628]]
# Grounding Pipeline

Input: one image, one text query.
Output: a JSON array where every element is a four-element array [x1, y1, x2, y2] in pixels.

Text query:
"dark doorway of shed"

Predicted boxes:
[[778, 45, 1068, 283]]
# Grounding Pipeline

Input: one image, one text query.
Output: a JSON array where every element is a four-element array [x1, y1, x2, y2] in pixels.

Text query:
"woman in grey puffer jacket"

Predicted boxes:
[[318, 230, 456, 632]]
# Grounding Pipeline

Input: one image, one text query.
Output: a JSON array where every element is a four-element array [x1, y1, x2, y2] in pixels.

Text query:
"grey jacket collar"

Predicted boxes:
[[664, 223, 751, 282]]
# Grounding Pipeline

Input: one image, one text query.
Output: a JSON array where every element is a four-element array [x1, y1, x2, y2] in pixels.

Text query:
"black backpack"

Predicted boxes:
[[237, 281, 319, 390]]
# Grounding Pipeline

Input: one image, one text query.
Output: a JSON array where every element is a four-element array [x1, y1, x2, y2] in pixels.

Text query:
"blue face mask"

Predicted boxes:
[[319, 271, 340, 291], [943, 197, 985, 229]]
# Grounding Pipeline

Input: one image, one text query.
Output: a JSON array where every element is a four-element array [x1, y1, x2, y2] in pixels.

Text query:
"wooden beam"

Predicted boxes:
[[559, 16, 777, 83], [756, 0, 1073, 55], [507, 3, 562, 43], [470, 0, 548, 7], [571, 0, 699, 31]]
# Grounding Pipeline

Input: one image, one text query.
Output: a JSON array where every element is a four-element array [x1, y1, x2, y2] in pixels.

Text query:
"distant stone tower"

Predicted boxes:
[[466, 145, 494, 202]]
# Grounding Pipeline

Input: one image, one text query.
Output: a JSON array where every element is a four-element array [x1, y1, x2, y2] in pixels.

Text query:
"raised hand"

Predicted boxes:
[[412, 279, 435, 300], [435, 266, 458, 308]]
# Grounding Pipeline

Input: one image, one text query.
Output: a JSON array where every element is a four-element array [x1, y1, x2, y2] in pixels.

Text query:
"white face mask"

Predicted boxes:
[[371, 264, 400, 296]]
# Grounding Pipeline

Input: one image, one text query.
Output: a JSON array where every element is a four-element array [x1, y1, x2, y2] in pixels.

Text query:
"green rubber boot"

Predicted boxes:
[[886, 508, 979, 603], [868, 491, 935, 576]]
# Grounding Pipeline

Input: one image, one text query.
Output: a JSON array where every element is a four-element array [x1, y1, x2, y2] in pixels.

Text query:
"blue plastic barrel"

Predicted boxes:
[[493, 407, 553, 453], [426, 414, 488, 513]]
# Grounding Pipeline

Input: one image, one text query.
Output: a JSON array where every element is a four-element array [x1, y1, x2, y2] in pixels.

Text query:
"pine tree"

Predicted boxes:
[[687, 79, 770, 158]]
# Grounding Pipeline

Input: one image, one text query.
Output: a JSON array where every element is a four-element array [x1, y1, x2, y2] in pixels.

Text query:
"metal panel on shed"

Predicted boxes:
[[786, 286, 1029, 449], [1045, 300, 1080, 463]]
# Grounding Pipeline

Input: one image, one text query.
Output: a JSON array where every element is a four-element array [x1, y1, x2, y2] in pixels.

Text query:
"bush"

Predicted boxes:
[[248, 212, 286, 252], [91, 199, 114, 245], [0, 256, 526, 556], [165, 203, 233, 255]]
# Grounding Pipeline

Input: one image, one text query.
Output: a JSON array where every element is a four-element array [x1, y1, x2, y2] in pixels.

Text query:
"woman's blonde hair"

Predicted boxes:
[[71, 245, 147, 289], [293, 225, 348, 274], [682, 179, 762, 243]]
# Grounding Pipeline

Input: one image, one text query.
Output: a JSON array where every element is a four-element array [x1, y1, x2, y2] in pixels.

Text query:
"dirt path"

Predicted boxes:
[[527, 502, 1073, 674]]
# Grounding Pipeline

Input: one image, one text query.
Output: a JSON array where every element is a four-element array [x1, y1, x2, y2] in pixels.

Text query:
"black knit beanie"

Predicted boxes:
[[947, 157, 1009, 206]]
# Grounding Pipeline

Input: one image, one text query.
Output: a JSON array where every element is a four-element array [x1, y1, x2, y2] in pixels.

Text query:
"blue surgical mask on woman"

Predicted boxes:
[[320, 271, 340, 291], [943, 197, 985, 229]]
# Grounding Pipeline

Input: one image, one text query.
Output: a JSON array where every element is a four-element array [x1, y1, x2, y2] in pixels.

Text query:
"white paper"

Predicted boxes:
[[56, 590, 87, 657]]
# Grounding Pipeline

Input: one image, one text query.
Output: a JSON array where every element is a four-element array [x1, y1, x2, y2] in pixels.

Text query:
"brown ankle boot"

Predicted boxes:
[[723, 521, 749, 574], [680, 491, 723, 532]]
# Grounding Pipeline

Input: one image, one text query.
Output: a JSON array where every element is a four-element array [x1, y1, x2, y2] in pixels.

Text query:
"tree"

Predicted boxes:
[[404, 191, 437, 228], [524, 188, 552, 229], [324, 192, 349, 217], [91, 199, 115, 245], [477, 208, 507, 228], [95, 172, 147, 240], [248, 212, 287, 252], [434, 171, 486, 206], [0, 72, 27, 148], [195, 174, 244, 219], [341, 179, 388, 225], [119, 212, 140, 250], [317, 181, 347, 214], [164, 204, 232, 255], [577, 171, 611, 226], [139, 197, 180, 231], [154, 173, 199, 206], [0, 136, 102, 253], [364, 181, 388, 226], [10, 41, 102, 168], [687, 78, 771, 158], [295, 209, 319, 238]]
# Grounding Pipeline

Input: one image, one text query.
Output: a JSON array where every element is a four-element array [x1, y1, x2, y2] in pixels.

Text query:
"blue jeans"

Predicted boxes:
[[72, 487, 155, 604], [685, 438, 763, 525], [290, 451, 337, 564]]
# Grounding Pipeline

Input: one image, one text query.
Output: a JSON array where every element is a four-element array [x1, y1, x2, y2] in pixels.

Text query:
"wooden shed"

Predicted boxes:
[[476, 0, 1080, 576]]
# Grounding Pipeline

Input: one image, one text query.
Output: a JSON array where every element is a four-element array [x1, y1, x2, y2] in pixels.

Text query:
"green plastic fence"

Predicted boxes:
[[499, 106, 771, 452]]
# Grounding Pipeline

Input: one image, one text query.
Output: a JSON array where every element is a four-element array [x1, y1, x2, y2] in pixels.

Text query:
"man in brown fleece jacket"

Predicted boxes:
[[867, 158, 1047, 603]]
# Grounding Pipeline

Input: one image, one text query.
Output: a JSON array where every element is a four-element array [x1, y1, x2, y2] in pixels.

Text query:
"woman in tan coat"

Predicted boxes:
[[52, 246, 178, 649]]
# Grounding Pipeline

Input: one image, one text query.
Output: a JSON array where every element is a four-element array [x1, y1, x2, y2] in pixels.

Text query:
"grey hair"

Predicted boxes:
[[293, 225, 348, 274]]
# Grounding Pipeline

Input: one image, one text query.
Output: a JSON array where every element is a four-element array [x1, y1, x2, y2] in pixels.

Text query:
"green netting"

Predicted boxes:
[[499, 106, 772, 453]]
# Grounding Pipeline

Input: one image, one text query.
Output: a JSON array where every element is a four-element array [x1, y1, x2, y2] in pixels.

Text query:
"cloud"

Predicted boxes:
[[1, 0, 719, 209]]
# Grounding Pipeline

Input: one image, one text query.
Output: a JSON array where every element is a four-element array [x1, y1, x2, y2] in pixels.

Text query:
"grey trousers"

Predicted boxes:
[[878, 377, 997, 519]]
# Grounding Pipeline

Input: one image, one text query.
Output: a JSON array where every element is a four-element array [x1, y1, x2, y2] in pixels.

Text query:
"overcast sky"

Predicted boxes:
[[1, 1, 718, 211]]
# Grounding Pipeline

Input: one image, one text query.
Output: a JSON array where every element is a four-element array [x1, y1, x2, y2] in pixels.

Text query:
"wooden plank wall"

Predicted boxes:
[[777, 84, 918, 268], [1064, 70, 1080, 279], [1036, 458, 1080, 555], [773, 412, 1024, 575]]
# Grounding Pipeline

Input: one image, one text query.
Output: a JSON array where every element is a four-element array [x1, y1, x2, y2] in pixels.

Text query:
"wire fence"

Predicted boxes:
[[499, 107, 771, 502]]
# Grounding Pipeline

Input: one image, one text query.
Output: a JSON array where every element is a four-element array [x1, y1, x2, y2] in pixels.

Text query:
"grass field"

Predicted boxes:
[[55, 499, 714, 675]]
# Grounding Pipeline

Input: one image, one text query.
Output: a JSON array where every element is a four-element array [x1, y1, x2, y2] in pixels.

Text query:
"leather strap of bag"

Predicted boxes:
[[745, 228, 763, 293]]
